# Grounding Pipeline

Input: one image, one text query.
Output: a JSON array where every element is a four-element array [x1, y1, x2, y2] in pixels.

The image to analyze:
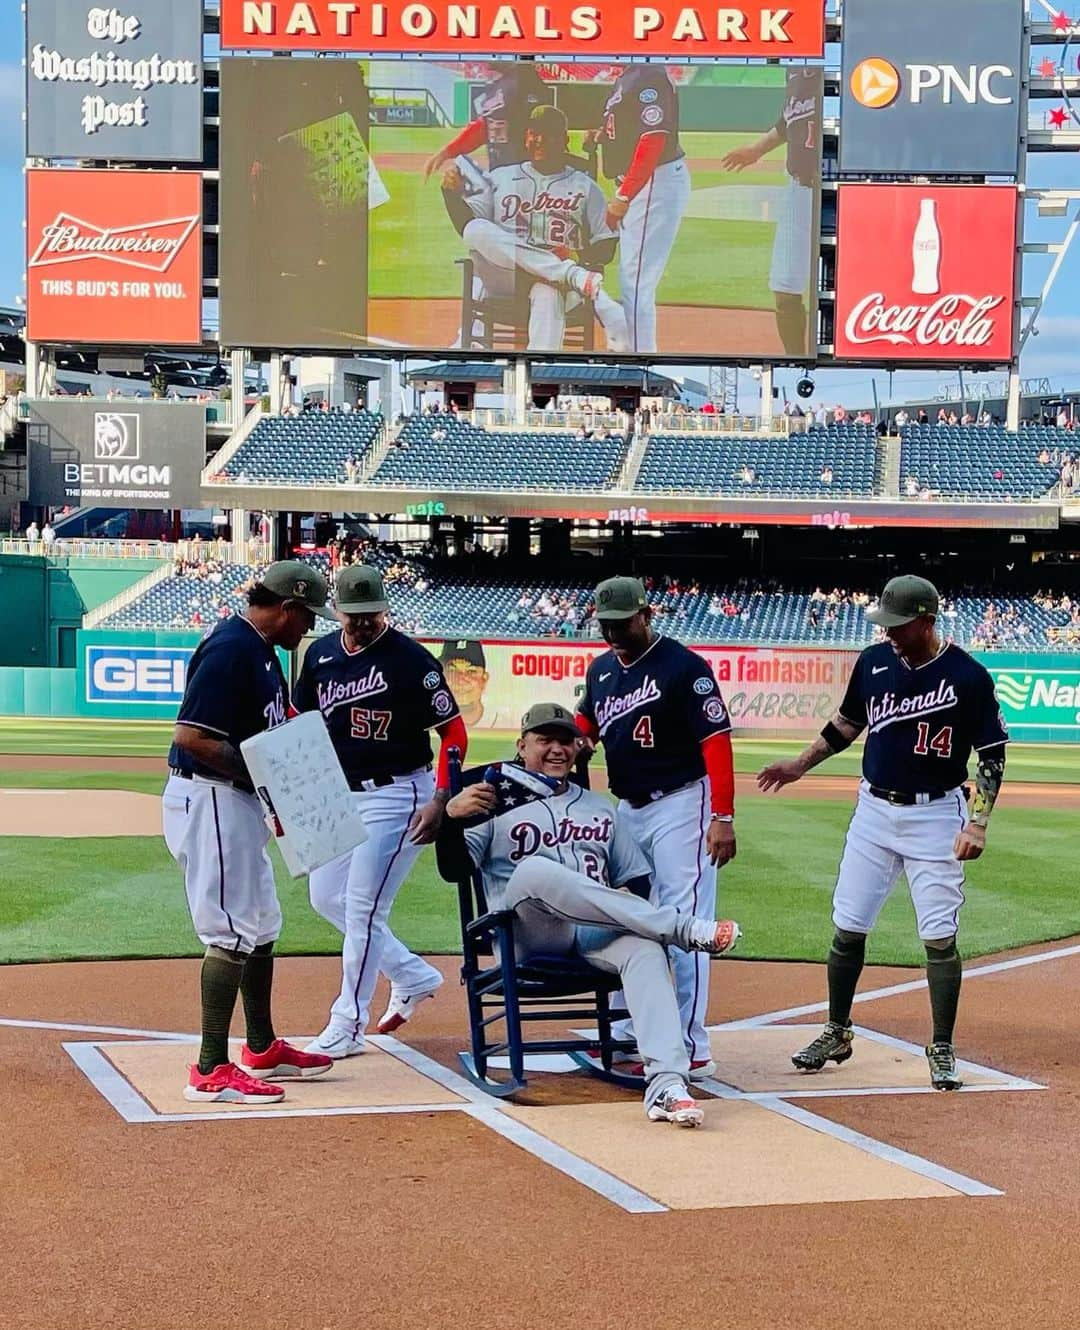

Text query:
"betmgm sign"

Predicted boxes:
[[27, 399, 205, 509]]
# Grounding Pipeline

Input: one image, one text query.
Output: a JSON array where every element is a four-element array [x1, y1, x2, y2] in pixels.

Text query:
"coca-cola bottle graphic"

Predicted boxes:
[[912, 198, 941, 295]]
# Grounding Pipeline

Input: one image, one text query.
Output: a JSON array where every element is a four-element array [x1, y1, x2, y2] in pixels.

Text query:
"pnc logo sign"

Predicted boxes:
[[850, 58, 1015, 109]]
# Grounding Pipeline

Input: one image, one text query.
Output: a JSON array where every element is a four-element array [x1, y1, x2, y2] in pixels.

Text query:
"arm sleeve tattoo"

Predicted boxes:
[[970, 750, 1006, 827]]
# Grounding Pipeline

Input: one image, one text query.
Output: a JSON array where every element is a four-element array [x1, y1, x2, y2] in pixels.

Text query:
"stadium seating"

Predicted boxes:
[[370, 415, 627, 491], [219, 410, 384, 484], [634, 424, 878, 496], [98, 559, 1079, 651], [899, 424, 1069, 500]]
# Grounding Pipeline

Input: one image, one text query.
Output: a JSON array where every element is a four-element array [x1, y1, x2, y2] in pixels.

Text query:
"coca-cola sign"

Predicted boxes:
[[25, 0, 203, 160], [834, 185, 1017, 364], [27, 169, 203, 345]]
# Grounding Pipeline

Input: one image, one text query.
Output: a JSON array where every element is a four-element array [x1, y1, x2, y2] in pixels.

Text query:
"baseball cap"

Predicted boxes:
[[865, 575, 941, 627], [529, 104, 567, 133], [521, 702, 579, 738], [258, 560, 335, 619], [594, 575, 649, 621], [440, 639, 486, 669], [335, 565, 389, 614]]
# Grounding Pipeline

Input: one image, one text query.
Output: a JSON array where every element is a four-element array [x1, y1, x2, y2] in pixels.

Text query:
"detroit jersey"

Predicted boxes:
[[839, 642, 1008, 793], [598, 65, 684, 181], [293, 627, 459, 787], [465, 160, 615, 252], [578, 636, 731, 802], [167, 615, 288, 783], [474, 65, 554, 169], [774, 67, 823, 188], [463, 773, 650, 910]]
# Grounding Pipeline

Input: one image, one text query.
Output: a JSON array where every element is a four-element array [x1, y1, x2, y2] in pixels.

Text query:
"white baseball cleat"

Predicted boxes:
[[592, 290, 631, 353], [647, 1083, 704, 1128], [687, 918, 741, 956], [307, 1025, 366, 1059], [376, 980, 443, 1035]]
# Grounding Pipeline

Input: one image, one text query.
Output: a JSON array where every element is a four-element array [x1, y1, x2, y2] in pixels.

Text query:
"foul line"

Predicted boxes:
[[715, 940, 1080, 1030], [1, 1017, 194, 1040]]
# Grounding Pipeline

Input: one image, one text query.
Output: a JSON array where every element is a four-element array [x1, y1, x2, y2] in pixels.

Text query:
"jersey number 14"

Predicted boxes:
[[913, 722, 953, 758]]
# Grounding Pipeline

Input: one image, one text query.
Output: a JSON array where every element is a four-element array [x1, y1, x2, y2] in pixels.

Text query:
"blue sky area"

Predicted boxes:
[[2, 7, 1078, 412]]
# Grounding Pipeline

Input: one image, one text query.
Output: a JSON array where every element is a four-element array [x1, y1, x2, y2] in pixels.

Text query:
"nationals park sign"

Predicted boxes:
[[220, 0, 824, 56]]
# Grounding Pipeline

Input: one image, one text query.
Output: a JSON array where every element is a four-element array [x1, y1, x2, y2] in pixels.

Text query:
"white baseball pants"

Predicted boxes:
[[505, 856, 690, 1106], [309, 769, 440, 1038], [617, 778, 717, 1063], [162, 775, 281, 954], [833, 782, 969, 941], [769, 179, 814, 297], [618, 156, 691, 353]]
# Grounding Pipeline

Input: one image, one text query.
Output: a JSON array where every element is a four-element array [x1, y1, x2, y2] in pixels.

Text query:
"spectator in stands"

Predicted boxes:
[[25, 519, 40, 545], [810, 586, 826, 602], [894, 408, 909, 429], [917, 408, 929, 424], [1038, 446, 1051, 464], [992, 466, 1005, 481], [432, 426, 447, 443], [833, 404, 847, 424], [814, 403, 828, 426], [739, 464, 756, 484], [41, 521, 56, 549], [979, 409, 992, 426], [807, 604, 820, 629], [947, 410, 960, 425], [904, 475, 919, 496], [824, 606, 838, 628], [1057, 407, 1070, 429], [937, 407, 949, 424], [961, 411, 974, 426], [819, 464, 834, 485]]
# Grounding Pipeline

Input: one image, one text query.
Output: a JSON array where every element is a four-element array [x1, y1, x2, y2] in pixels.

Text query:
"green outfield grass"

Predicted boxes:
[[0, 797, 1074, 967], [368, 125, 786, 309]]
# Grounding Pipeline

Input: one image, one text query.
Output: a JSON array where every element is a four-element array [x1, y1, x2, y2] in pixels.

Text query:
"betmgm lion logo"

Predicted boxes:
[[94, 412, 139, 460]]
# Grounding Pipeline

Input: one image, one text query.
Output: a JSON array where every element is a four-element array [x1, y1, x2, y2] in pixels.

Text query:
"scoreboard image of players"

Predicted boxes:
[[219, 58, 823, 361]]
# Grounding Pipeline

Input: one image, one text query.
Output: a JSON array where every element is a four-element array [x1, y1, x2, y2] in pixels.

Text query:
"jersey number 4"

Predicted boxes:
[[350, 707, 391, 741], [633, 715, 655, 748], [913, 722, 953, 758]]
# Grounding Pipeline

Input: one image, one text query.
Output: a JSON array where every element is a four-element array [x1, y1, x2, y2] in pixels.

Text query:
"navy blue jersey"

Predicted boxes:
[[839, 643, 1008, 793], [168, 616, 288, 781], [598, 65, 684, 181], [292, 627, 459, 787], [774, 67, 823, 188], [578, 635, 730, 802], [475, 65, 553, 169]]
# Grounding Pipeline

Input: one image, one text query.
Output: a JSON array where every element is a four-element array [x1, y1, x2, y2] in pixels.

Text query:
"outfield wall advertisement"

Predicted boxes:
[[984, 656, 1080, 741], [219, 58, 822, 359], [431, 639, 857, 732], [220, 1, 826, 59]]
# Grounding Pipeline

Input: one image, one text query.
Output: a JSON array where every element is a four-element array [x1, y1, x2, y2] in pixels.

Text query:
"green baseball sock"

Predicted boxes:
[[198, 949, 245, 1075], [926, 941, 962, 1045], [827, 931, 866, 1027], [240, 942, 277, 1054]]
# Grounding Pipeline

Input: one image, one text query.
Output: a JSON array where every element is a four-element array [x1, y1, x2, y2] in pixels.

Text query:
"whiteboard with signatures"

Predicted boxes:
[[241, 711, 368, 876]]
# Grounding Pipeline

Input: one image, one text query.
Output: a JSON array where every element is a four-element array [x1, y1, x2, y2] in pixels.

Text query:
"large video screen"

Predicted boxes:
[[220, 59, 822, 360]]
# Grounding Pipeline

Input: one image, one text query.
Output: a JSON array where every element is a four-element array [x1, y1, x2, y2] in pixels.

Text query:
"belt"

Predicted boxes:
[[868, 785, 951, 807], [353, 763, 432, 794], [169, 768, 241, 791], [624, 778, 699, 810]]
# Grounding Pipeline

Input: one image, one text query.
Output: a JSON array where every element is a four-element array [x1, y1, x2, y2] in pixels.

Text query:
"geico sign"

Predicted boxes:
[[850, 57, 1015, 109], [91, 656, 187, 694]]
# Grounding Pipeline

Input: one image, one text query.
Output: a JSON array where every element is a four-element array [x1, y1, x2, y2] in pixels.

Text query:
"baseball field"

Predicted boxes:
[[367, 125, 797, 353], [1, 717, 1076, 967]]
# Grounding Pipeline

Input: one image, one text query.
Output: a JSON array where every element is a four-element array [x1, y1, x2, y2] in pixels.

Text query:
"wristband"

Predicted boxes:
[[821, 721, 853, 753], [711, 814, 734, 823]]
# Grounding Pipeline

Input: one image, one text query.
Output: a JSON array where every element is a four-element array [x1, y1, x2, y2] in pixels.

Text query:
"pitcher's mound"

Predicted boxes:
[[0, 788, 162, 837]]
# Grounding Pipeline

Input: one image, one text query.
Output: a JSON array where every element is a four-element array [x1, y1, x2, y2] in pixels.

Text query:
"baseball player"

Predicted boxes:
[[575, 577, 739, 1076], [294, 565, 468, 1056], [163, 561, 338, 1104], [589, 64, 691, 354], [720, 67, 824, 357], [423, 61, 554, 180], [445, 702, 740, 1126], [441, 104, 630, 353], [758, 575, 1009, 1090]]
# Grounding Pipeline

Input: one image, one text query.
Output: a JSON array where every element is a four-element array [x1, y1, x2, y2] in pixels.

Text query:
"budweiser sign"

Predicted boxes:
[[834, 185, 1017, 364], [27, 168, 202, 345], [29, 213, 200, 272]]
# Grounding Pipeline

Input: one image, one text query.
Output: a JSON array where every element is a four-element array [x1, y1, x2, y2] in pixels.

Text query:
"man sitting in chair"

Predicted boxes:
[[445, 702, 740, 1128], [440, 105, 630, 354]]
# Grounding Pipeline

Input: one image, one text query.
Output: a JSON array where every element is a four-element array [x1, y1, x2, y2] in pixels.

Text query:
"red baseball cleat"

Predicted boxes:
[[184, 1062, 285, 1104], [240, 1038, 334, 1080]]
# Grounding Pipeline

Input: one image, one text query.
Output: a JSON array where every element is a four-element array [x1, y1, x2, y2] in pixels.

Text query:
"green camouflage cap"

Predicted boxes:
[[520, 701, 579, 737], [594, 575, 649, 621], [335, 565, 390, 614], [865, 575, 940, 628], [258, 560, 335, 619]]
